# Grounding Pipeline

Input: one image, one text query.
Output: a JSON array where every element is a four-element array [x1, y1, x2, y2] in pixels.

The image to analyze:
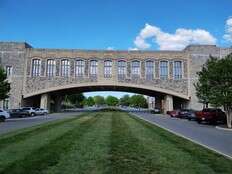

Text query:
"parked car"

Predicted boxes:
[[150, 108, 161, 114], [195, 108, 226, 124], [21, 107, 36, 116], [167, 110, 180, 117], [35, 108, 48, 115], [0, 109, 10, 122], [9, 109, 29, 118], [186, 110, 197, 121], [179, 109, 196, 120]]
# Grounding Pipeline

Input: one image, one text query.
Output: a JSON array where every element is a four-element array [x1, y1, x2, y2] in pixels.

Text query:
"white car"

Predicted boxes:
[[35, 108, 48, 115], [21, 107, 36, 116], [0, 109, 10, 122]]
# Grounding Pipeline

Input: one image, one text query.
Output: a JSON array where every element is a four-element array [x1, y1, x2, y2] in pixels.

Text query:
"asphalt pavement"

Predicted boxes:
[[132, 112, 232, 159], [0, 112, 82, 135]]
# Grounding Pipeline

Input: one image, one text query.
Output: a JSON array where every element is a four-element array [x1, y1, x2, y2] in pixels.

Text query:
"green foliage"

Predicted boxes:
[[119, 94, 130, 106], [195, 54, 232, 127], [195, 54, 232, 108], [94, 95, 105, 106], [105, 96, 119, 106], [65, 93, 85, 108], [194, 57, 219, 107], [0, 66, 11, 100], [84, 96, 95, 106], [129, 94, 148, 108]]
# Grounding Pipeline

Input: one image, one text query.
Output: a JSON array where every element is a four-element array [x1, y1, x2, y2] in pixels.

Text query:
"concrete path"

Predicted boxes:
[[0, 112, 82, 135], [132, 112, 232, 159]]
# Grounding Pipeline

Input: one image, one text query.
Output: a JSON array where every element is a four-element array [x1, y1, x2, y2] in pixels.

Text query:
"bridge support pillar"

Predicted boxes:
[[163, 95, 173, 113], [54, 96, 63, 112], [40, 93, 51, 113]]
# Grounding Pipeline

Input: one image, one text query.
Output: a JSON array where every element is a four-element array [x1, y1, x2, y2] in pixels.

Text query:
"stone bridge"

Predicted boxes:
[[0, 42, 232, 112]]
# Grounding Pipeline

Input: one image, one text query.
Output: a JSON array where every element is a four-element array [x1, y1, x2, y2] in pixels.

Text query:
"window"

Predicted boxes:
[[131, 60, 140, 77], [145, 61, 154, 80], [174, 61, 182, 79], [75, 60, 85, 76], [89, 60, 98, 76], [118, 60, 126, 78], [5, 66, 13, 77], [61, 59, 70, 77], [46, 59, 56, 77], [160, 61, 168, 79], [104, 60, 112, 78], [32, 59, 41, 77]]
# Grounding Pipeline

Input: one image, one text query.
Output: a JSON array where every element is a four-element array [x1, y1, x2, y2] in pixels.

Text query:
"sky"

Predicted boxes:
[[0, 0, 231, 97]]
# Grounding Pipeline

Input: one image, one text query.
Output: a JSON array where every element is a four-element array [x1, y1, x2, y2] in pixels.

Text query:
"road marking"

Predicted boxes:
[[131, 113, 232, 160]]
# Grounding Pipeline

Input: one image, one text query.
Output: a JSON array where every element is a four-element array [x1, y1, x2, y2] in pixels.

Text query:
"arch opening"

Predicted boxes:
[[22, 85, 189, 113]]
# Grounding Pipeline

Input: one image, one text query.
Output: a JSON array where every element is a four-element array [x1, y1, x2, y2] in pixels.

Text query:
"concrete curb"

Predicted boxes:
[[131, 113, 232, 160], [215, 126, 232, 131]]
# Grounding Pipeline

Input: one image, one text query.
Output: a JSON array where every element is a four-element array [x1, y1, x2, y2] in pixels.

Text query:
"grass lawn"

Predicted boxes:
[[0, 111, 231, 174]]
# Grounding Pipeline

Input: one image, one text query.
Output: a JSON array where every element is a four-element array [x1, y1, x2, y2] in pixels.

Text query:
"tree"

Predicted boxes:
[[0, 66, 11, 100], [65, 93, 85, 108], [84, 96, 95, 106], [129, 95, 148, 108], [94, 95, 105, 106], [119, 94, 130, 106], [194, 57, 218, 108], [195, 54, 232, 128], [105, 96, 119, 106]]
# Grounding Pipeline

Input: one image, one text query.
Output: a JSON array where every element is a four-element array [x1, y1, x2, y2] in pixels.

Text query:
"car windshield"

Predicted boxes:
[[22, 108, 30, 110]]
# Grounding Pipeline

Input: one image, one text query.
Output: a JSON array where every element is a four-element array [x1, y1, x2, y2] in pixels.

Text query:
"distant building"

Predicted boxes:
[[0, 42, 232, 112]]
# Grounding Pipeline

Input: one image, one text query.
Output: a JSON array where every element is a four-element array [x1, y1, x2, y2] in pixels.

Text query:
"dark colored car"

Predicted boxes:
[[179, 109, 196, 120], [167, 110, 180, 117], [9, 109, 29, 118], [195, 108, 226, 124]]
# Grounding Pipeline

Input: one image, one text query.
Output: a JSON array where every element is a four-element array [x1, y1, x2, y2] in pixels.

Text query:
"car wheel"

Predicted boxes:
[[211, 120, 217, 125], [31, 113, 35, 117], [197, 120, 202, 124], [0, 116, 5, 122], [188, 118, 191, 121]]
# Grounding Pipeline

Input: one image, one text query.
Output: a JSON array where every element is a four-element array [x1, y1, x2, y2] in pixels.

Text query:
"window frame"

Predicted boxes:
[[89, 60, 98, 77], [60, 59, 70, 77], [131, 60, 141, 78], [104, 60, 112, 78], [46, 59, 56, 77], [75, 59, 85, 77], [31, 58, 41, 77], [145, 60, 154, 80], [117, 60, 126, 79], [159, 60, 169, 80], [173, 60, 183, 80]]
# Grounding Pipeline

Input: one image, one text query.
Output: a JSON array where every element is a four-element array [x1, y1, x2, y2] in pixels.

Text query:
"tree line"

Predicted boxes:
[[64, 93, 148, 108]]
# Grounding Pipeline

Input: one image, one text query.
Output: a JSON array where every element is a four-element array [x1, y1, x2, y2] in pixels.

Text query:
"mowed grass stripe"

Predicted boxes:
[[109, 111, 160, 174], [0, 113, 100, 174], [43, 112, 113, 174], [0, 114, 93, 170], [0, 116, 81, 149], [128, 113, 232, 173]]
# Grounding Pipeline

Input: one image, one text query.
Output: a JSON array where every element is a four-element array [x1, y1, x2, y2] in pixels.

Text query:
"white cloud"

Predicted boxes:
[[133, 23, 216, 50], [128, 47, 139, 51], [223, 17, 232, 42], [107, 46, 114, 50]]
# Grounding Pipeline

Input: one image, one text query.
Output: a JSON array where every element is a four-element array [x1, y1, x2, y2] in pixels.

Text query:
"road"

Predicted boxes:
[[0, 112, 82, 135], [132, 112, 232, 159]]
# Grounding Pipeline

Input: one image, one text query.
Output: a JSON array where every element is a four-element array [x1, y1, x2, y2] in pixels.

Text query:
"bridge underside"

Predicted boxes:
[[22, 85, 189, 113]]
